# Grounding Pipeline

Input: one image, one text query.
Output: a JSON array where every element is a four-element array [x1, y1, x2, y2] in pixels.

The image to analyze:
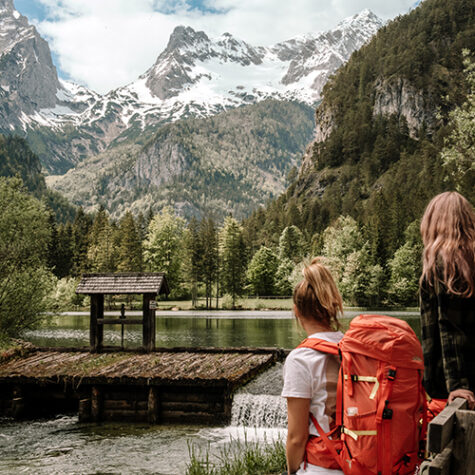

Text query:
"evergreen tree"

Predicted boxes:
[[71, 207, 92, 277], [185, 217, 202, 307], [199, 217, 219, 308], [278, 225, 306, 263], [219, 216, 247, 308], [117, 211, 143, 272]]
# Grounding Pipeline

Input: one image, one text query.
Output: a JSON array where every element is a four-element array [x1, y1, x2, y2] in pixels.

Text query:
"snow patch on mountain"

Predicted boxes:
[[10, 8, 382, 133]]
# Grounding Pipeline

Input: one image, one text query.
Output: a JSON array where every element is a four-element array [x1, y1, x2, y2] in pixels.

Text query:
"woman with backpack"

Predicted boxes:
[[420, 191, 475, 410], [282, 258, 344, 474]]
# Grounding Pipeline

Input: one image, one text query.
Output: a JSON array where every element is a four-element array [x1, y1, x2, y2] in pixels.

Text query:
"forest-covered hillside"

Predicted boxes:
[[50, 100, 315, 220], [242, 0, 474, 304], [0, 134, 76, 222]]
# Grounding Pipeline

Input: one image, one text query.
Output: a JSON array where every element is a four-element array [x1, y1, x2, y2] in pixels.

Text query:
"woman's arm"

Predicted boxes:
[[286, 397, 310, 474]]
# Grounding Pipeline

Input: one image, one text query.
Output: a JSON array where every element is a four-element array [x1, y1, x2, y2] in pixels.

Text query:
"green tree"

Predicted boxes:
[[0, 177, 54, 338], [87, 213, 118, 273], [117, 211, 143, 272], [387, 221, 423, 306], [185, 217, 202, 307], [199, 217, 219, 308], [219, 216, 247, 308], [144, 207, 186, 295], [71, 207, 92, 277], [246, 246, 279, 296], [278, 225, 306, 263], [441, 50, 475, 202], [274, 257, 295, 296], [322, 216, 383, 306]]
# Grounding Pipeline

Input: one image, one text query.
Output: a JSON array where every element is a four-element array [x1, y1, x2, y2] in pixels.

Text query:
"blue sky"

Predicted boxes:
[[13, 0, 421, 94]]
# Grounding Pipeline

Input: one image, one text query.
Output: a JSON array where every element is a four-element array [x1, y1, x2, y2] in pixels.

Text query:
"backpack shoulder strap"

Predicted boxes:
[[297, 338, 339, 355]]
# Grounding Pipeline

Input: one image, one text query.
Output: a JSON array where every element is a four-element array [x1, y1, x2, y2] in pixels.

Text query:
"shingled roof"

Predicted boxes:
[[76, 273, 169, 295]]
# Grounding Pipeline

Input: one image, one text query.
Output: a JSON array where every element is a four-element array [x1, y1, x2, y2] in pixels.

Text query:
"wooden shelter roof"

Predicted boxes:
[[76, 273, 169, 295]]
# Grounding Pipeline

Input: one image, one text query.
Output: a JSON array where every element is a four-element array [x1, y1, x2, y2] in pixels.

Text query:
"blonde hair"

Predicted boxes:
[[293, 257, 343, 330], [420, 191, 475, 297]]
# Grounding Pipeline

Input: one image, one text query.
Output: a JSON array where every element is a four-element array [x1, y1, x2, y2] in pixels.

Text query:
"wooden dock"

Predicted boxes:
[[0, 347, 284, 424]]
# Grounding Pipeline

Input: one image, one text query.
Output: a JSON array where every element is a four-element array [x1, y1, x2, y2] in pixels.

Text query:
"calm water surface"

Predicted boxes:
[[1, 310, 420, 474], [24, 309, 421, 349]]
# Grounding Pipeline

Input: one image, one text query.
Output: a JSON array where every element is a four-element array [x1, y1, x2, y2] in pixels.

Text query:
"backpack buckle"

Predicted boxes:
[[382, 408, 393, 419]]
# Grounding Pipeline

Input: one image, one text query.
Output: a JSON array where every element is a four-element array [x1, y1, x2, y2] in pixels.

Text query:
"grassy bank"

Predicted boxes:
[[186, 437, 286, 475]]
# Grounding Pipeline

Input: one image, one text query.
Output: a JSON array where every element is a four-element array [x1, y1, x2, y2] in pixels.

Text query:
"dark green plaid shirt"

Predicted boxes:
[[420, 279, 475, 399]]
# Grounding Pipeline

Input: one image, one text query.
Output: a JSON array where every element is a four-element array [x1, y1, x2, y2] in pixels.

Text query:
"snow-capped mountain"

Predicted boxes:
[[79, 9, 383, 130], [0, 0, 383, 172]]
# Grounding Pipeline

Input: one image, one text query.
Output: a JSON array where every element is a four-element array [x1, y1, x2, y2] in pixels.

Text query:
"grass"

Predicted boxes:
[[186, 435, 286, 475]]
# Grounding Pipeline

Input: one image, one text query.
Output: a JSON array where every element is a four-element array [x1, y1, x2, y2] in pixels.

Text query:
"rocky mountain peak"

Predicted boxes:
[[165, 25, 210, 52], [0, 0, 14, 13]]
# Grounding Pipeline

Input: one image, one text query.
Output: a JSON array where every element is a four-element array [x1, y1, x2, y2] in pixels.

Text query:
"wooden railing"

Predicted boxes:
[[422, 398, 475, 474]]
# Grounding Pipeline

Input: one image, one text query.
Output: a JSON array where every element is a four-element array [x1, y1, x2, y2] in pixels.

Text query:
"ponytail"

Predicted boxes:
[[293, 257, 343, 330]]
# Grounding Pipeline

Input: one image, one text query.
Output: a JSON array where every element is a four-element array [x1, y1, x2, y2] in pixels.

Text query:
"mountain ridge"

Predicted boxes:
[[0, 3, 383, 173]]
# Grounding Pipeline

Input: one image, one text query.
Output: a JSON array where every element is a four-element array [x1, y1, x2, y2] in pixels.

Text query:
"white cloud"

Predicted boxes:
[[32, 0, 417, 94]]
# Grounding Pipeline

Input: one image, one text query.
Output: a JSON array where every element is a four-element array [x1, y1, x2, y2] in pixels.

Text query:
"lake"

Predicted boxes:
[[0, 310, 420, 474]]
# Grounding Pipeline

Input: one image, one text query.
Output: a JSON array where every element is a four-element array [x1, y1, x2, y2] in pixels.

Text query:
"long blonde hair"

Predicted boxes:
[[293, 257, 343, 330], [420, 191, 475, 297]]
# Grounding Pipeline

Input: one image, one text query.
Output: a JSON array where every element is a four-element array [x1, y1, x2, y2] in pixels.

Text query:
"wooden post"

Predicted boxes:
[[91, 386, 102, 422], [428, 398, 467, 454], [79, 398, 92, 422], [143, 293, 155, 352], [90, 294, 104, 352], [452, 410, 475, 475], [148, 387, 160, 424]]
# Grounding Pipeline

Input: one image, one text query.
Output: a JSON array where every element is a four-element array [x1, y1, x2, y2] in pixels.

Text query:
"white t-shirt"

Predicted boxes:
[[282, 331, 344, 475]]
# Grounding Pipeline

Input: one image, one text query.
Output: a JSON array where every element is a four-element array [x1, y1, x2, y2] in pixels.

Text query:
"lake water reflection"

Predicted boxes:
[[25, 310, 421, 349]]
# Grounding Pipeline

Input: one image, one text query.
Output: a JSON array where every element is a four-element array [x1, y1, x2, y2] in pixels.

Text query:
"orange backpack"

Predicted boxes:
[[298, 314, 427, 475]]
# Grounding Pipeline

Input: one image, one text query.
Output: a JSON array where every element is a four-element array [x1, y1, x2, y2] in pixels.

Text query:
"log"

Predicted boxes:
[[427, 398, 467, 454], [103, 400, 147, 410], [148, 387, 160, 424], [452, 409, 475, 475]]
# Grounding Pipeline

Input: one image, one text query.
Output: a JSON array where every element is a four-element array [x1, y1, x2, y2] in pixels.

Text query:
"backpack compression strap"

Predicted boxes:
[[297, 338, 339, 355]]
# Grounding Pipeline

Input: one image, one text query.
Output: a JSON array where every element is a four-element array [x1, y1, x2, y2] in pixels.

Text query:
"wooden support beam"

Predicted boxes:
[[452, 410, 475, 475], [97, 319, 143, 325], [91, 386, 102, 422], [142, 293, 156, 352], [148, 387, 160, 424], [79, 398, 91, 422], [428, 398, 467, 454], [90, 294, 104, 351]]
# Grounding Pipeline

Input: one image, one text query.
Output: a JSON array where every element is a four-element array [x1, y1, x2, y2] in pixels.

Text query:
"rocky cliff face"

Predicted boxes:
[[372, 77, 437, 136], [0, 0, 60, 126]]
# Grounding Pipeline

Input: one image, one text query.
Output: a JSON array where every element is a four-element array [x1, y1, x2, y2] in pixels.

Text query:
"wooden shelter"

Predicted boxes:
[[76, 273, 169, 352]]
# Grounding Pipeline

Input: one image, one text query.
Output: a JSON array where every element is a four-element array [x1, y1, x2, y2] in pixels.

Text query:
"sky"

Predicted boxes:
[[13, 0, 422, 94]]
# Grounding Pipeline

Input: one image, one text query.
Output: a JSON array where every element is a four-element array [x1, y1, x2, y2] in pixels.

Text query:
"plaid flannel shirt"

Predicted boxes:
[[420, 279, 475, 399]]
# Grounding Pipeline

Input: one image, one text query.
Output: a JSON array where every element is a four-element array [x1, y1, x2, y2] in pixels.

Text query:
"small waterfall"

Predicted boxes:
[[230, 362, 287, 429], [231, 393, 287, 428]]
